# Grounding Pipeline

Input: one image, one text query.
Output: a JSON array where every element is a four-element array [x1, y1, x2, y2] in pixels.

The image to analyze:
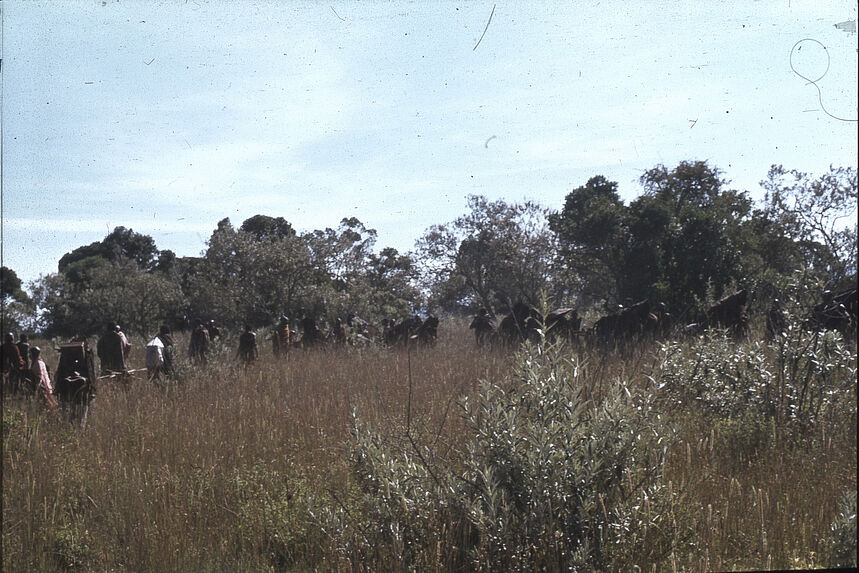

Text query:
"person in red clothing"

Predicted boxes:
[[2, 332, 26, 394]]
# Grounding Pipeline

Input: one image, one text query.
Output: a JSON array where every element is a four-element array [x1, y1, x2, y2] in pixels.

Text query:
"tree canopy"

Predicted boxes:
[[18, 161, 858, 337]]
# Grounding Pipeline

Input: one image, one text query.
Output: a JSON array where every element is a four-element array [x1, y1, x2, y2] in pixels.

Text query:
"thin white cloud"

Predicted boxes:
[[2, 217, 216, 235]]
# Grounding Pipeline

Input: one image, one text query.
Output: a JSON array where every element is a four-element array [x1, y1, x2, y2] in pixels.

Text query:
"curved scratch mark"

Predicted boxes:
[[473, 4, 496, 51], [790, 38, 857, 122]]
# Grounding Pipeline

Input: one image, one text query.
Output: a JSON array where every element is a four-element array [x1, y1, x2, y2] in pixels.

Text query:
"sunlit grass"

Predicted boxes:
[[2, 322, 855, 571]]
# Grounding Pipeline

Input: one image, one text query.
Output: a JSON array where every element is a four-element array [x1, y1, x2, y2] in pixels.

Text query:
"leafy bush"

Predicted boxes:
[[52, 524, 92, 570], [339, 342, 680, 570], [653, 317, 856, 429], [828, 490, 857, 568]]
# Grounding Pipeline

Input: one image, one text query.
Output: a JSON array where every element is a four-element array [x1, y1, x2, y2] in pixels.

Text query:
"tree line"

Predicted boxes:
[[2, 161, 855, 337]]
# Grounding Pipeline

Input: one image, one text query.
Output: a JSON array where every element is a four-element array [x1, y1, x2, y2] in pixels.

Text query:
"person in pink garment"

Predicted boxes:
[[29, 346, 58, 409]]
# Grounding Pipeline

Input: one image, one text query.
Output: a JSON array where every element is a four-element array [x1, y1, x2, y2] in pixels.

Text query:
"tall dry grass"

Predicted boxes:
[[2, 320, 856, 571]]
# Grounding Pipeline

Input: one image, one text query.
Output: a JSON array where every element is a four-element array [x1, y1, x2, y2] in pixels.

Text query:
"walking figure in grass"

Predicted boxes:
[[97, 322, 127, 375], [189, 318, 210, 365], [273, 315, 292, 357], [237, 325, 259, 365], [28, 346, 58, 409]]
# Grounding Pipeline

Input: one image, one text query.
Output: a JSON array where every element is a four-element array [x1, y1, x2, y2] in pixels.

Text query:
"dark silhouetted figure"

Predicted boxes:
[[2, 332, 26, 394], [189, 318, 210, 365], [766, 299, 786, 341], [237, 325, 258, 364], [97, 322, 127, 374]]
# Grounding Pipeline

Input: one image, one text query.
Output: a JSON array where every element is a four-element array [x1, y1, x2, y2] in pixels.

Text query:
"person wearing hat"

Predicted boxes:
[[29, 346, 58, 409], [273, 315, 291, 357], [207, 320, 221, 341]]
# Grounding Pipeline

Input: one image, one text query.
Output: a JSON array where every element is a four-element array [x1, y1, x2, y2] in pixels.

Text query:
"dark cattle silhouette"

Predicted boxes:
[[469, 309, 495, 346], [544, 308, 582, 340], [384, 315, 425, 346], [809, 288, 857, 340], [415, 315, 439, 345], [707, 289, 749, 338], [496, 302, 540, 345], [593, 300, 662, 346], [496, 304, 585, 345]]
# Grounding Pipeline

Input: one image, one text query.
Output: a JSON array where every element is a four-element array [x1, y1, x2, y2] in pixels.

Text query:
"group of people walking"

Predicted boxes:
[[2, 332, 58, 409], [2, 309, 430, 410]]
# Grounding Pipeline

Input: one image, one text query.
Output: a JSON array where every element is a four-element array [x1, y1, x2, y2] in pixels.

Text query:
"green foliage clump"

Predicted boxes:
[[653, 320, 856, 428], [231, 463, 327, 569], [337, 343, 680, 570], [827, 490, 857, 568], [52, 524, 92, 571]]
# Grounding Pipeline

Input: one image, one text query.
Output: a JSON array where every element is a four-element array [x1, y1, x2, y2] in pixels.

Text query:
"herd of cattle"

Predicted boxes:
[[368, 286, 857, 349], [476, 287, 857, 347], [3, 286, 855, 426]]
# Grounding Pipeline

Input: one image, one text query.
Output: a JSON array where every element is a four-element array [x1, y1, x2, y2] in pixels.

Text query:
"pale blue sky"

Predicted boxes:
[[2, 1, 857, 285]]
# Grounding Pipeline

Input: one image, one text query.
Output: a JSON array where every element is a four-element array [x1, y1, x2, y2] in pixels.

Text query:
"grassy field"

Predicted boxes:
[[2, 319, 856, 571]]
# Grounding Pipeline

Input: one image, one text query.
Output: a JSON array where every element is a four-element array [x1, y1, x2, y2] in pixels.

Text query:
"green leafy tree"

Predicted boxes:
[[759, 165, 857, 289], [550, 162, 754, 315], [187, 215, 420, 328], [305, 218, 378, 290], [628, 161, 752, 313], [1, 266, 30, 305], [187, 218, 316, 328], [363, 247, 421, 319], [33, 259, 186, 337], [416, 196, 559, 314], [1, 266, 35, 333], [58, 226, 159, 272], [34, 228, 187, 336], [548, 176, 627, 305], [239, 215, 296, 242]]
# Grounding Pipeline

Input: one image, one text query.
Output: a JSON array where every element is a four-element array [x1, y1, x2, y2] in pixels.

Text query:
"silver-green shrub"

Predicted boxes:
[[340, 342, 680, 571], [653, 316, 856, 428], [828, 490, 857, 568]]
